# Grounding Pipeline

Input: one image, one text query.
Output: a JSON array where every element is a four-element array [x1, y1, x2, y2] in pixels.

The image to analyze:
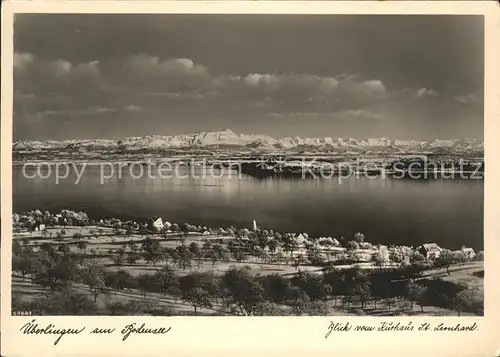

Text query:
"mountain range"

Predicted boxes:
[[13, 129, 484, 154]]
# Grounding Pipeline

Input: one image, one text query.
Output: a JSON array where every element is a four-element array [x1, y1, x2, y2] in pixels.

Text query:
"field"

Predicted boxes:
[[11, 224, 484, 316]]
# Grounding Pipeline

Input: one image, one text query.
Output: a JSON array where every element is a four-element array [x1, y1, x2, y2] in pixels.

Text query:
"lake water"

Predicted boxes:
[[13, 165, 484, 250]]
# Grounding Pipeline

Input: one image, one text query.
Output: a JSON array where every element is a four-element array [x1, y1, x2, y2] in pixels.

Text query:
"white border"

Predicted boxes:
[[1, 2, 499, 357]]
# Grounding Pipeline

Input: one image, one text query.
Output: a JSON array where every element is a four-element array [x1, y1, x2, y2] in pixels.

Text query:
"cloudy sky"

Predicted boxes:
[[13, 14, 483, 141]]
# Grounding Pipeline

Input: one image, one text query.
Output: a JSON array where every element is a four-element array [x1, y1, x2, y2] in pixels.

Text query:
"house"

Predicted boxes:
[[461, 246, 476, 260], [418, 243, 442, 259], [149, 217, 164, 232], [295, 233, 308, 247], [37, 223, 46, 231]]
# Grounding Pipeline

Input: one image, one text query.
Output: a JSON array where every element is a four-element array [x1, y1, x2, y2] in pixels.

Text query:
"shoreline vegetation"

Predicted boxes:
[[13, 157, 485, 181], [12, 209, 484, 316]]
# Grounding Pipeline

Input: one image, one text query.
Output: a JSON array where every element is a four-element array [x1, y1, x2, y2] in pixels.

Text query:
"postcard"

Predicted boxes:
[[1, 1, 499, 356]]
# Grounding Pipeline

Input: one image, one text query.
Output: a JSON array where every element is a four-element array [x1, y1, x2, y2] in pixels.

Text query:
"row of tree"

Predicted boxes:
[[12, 239, 482, 316]]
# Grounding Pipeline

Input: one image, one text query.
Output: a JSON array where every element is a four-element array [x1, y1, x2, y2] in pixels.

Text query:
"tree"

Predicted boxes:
[[12, 255, 33, 281], [25, 289, 98, 315], [189, 242, 202, 268], [261, 274, 292, 304], [73, 232, 83, 241], [322, 284, 333, 302], [142, 238, 164, 266], [32, 251, 78, 291], [454, 285, 476, 316], [12, 240, 23, 257], [353, 281, 371, 309], [214, 244, 229, 262], [323, 267, 345, 307], [290, 287, 310, 316], [221, 266, 264, 316], [202, 241, 212, 253], [372, 250, 389, 267], [181, 223, 190, 238], [292, 271, 325, 301], [129, 243, 138, 253], [137, 273, 154, 297], [401, 262, 426, 280], [346, 240, 360, 251], [307, 249, 325, 266], [80, 260, 107, 301], [58, 244, 71, 256], [176, 245, 192, 270], [171, 223, 180, 236], [104, 271, 121, 294], [182, 287, 213, 315], [138, 224, 149, 236], [77, 241, 87, 253], [255, 301, 286, 316], [127, 252, 140, 265], [437, 249, 457, 275], [205, 248, 218, 267], [233, 249, 248, 263], [342, 266, 370, 308], [268, 239, 278, 253], [353, 232, 365, 244], [40, 242, 54, 255], [113, 248, 126, 266], [155, 265, 178, 296], [409, 251, 425, 264], [405, 281, 427, 312]]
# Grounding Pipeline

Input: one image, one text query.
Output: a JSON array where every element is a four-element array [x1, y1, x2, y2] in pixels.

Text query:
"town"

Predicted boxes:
[[12, 209, 484, 316]]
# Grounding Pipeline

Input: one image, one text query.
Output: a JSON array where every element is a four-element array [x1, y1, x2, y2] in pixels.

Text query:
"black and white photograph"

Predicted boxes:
[[10, 13, 485, 317]]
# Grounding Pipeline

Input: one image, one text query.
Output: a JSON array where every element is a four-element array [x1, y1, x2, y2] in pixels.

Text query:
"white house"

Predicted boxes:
[[295, 233, 308, 247], [150, 217, 164, 231], [418, 243, 442, 259], [461, 246, 476, 260]]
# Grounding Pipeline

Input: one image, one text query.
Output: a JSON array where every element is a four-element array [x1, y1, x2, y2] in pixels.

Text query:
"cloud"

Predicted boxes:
[[243, 73, 339, 94], [339, 80, 387, 99], [265, 109, 385, 120], [416, 88, 438, 97], [402, 87, 439, 98], [112, 55, 209, 90], [454, 93, 479, 104], [13, 52, 401, 122], [14, 53, 35, 71], [334, 109, 386, 120], [44, 107, 116, 116], [14, 52, 389, 100], [14, 52, 101, 95], [123, 105, 142, 112]]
